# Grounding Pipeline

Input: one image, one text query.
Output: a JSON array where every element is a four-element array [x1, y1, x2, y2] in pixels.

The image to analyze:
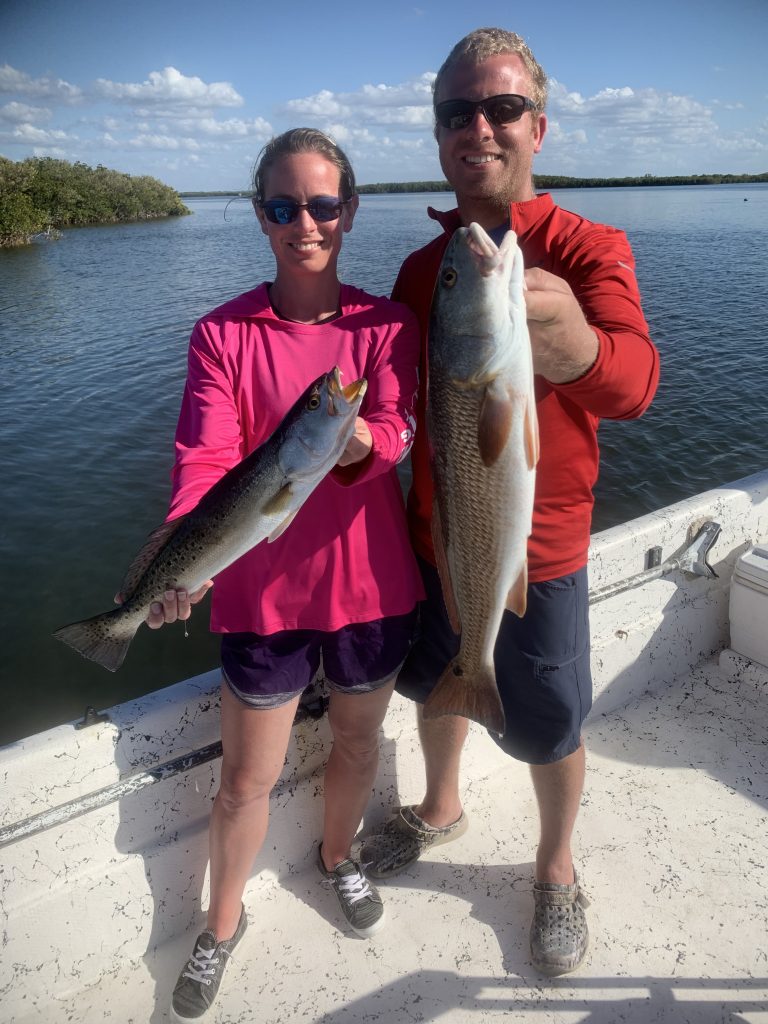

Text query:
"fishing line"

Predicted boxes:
[[223, 195, 254, 221]]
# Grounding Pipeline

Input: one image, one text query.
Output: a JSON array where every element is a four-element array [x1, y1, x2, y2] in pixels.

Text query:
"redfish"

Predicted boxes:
[[424, 224, 538, 734]]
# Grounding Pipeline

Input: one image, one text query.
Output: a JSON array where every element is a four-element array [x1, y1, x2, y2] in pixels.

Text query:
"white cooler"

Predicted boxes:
[[729, 545, 768, 668]]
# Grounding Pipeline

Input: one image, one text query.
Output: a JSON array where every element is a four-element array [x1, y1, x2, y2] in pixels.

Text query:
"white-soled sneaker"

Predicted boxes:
[[317, 844, 386, 937], [171, 905, 247, 1021]]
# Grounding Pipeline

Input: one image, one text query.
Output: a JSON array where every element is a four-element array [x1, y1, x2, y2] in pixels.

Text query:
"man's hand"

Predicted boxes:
[[337, 417, 373, 467], [114, 582, 214, 629], [524, 268, 599, 384]]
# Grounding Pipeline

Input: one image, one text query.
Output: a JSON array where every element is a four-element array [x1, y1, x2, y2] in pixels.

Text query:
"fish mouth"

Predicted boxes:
[[465, 222, 502, 277], [329, 366, 367, 404], [342, 378, 367, 402]]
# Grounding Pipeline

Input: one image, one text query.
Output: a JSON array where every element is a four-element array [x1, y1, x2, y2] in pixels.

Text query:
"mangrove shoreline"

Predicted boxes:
[[1, 157, 190, 248]]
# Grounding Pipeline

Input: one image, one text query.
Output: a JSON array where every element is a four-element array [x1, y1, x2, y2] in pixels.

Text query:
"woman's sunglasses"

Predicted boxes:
[[435, 93, 536, 131], [259, 196, 351, 225]]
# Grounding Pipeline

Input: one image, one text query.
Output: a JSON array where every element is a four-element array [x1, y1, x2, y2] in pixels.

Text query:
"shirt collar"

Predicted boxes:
[[427, 192, 555, 238]]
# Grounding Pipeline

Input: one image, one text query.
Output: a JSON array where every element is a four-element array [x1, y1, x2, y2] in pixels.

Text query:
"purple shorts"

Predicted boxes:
[[221, 609, 418, 709]]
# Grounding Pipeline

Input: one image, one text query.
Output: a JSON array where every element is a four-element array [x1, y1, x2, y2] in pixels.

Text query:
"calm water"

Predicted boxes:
[[1, 185, 766, 744]]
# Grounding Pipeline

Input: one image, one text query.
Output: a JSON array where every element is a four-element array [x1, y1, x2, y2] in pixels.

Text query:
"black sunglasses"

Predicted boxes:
[[260, 196, 350, 225], [435, 93, 536, 130]]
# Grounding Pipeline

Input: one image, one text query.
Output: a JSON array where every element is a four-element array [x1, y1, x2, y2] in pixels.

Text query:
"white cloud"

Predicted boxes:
[[174, 116, 272, 139], [543, 121, 588, 146], [128, 133, 204, 151], [12, 124, 73, 144], [711, 100, 745, 111], [548, 80, 716, 140], [1, 57, 762, 188], [0, 101, 52, 124], [87, 115, 272, 157], [94, 67, 243, 108], [284, 74, 435, 131], [0, 64, 82, 103]]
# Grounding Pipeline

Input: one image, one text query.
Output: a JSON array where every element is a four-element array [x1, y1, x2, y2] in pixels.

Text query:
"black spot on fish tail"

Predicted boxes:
[[53, 608, 139, 673], [423, 660, 506, 735]]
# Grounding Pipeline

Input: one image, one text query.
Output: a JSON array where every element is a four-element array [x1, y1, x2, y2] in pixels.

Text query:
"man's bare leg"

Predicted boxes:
[[530, 740, 585, 884], [412, 706, 469, 827]]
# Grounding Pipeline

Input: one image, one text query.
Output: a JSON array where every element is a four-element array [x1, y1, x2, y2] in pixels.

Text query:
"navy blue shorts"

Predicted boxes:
[[396, 557, 592, 765], [221, 609, 418, 709]]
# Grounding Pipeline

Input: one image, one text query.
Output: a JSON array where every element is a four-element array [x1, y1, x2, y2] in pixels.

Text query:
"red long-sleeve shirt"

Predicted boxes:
[[394, 193, 660, 583]]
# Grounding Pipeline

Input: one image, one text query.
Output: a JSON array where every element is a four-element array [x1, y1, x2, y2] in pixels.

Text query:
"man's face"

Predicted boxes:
[[435, 53, 547, 216]]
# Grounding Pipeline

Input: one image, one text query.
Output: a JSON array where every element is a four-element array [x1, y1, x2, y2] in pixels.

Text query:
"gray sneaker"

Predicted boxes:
[[530, 873, 590, 976], [171, 905, 247, 1021], [317, 845, 385, 937]]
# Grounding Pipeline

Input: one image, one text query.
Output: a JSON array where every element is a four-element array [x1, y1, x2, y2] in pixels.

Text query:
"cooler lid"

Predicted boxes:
[[733, 545, 768, 586]]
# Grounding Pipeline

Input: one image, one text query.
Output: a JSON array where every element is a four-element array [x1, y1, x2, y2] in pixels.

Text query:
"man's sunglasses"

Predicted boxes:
[[259, 196, 351, 225], [435, 93, 536, 130]]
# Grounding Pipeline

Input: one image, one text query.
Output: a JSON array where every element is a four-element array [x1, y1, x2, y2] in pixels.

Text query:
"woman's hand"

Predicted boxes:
[[114, 582, 214, 629], [337, 417, 373, 467]]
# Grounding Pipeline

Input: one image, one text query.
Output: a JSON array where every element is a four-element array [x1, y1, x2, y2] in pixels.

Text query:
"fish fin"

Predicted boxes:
[[506, 562, 528, 617], [524, 393, 540, 469], [267, 508, 298, 543], [431, 503, 461, 634], [423, 660, 506, 735], [119, 519, 184, 601], [477, 384, 513, 467], [262, 483, 293, 517], [53, 609, 137, 673]]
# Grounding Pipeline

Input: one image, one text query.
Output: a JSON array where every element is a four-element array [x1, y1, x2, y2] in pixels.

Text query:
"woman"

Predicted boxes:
[[161, 129, 423, 1022]]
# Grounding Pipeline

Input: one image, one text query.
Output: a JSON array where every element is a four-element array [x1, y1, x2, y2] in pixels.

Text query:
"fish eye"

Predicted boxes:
[[442, 268, 458, 288], [307, 390, 321, 411]]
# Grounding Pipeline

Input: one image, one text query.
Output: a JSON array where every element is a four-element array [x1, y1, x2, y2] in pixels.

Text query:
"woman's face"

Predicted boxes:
[[255, 151, 358, 277]]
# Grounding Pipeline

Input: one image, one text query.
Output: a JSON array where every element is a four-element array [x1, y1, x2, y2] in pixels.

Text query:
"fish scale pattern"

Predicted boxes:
[[430, 380, 524, 669]]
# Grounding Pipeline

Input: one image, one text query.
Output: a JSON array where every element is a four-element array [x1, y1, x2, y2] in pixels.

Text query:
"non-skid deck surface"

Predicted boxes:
[[26, 653, 768, 1023]]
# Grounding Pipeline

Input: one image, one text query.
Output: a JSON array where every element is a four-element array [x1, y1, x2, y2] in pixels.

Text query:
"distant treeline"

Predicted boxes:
[[356, 172, 768, 194], [0, 157, 190, 247], [179, 171, 767, 201]]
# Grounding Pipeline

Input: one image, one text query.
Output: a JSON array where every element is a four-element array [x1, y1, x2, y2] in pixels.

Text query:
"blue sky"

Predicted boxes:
[[1, 0, 766, 191]]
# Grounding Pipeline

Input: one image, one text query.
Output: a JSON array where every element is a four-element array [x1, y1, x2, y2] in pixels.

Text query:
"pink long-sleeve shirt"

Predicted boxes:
[[167, 282, 424, 635]]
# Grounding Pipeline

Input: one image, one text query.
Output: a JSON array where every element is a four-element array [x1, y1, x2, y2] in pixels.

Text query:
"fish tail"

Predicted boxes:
[[423, 660, 506, 735], [53, 608, 138, 673]]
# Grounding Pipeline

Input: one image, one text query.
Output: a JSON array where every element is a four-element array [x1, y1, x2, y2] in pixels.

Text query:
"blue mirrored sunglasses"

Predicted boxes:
[[260, 196, 350, 225], [435, 93, 536, 130]]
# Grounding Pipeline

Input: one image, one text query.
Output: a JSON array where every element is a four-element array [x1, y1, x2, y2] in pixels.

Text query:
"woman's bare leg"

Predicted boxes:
[[206, 682, 300, 939], [320, 680, 395, 869]]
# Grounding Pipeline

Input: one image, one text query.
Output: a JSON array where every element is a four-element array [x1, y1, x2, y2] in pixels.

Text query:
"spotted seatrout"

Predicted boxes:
[[424, 224, 539, 734], [54, 367, 366, 671]]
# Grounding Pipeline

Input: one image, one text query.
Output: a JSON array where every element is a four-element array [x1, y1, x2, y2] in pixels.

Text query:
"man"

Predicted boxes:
[[361, 28, 660, 976]]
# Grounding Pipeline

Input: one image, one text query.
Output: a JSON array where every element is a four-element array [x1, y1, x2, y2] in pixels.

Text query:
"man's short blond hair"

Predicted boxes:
[[433, 28, 548, 113]]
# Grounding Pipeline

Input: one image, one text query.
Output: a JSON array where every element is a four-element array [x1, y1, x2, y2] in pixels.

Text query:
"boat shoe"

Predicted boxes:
[[530, 872, 590, 976], [359, 805, 469, 878], [171, 904, 247, 1021]]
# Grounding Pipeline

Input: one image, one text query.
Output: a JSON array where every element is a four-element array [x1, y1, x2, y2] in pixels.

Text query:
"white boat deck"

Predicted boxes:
[[5, 471, 768, 1024], [27, 649, 766, 1024]]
